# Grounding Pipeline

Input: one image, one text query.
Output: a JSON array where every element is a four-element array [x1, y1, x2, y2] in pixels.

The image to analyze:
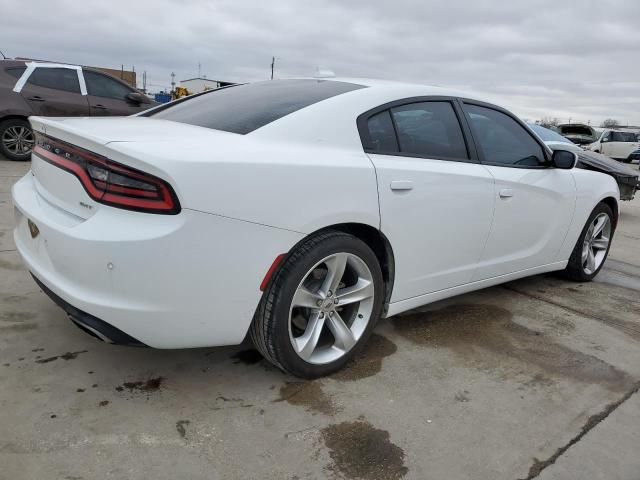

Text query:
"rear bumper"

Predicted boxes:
[[12, 172, 303, 348], [32, 273, 146, 346]]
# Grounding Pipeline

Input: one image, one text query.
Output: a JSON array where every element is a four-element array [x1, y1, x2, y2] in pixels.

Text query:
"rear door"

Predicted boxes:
[[361, 98, 495, 301], [19, 67, 89, 116], [461, 102, 576, 280], [83, 70, 144, 116]]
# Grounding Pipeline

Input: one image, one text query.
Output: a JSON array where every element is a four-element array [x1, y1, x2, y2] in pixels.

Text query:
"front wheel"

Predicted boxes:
[[250, 231, 384, 378], [0, 119, 34, 161], [563, 202, 614, 281]]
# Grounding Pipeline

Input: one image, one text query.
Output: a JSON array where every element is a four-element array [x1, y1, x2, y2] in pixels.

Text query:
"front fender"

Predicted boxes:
[[555, 169, 619, 262]]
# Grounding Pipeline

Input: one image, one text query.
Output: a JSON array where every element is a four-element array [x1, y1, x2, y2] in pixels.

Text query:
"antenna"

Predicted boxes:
[[0, 49, 6, 59], [271, 56, 275, 80], [198, 62, 201, 78]]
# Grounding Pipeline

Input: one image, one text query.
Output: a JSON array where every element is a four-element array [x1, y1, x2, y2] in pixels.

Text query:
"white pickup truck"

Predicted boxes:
[[586, 130, 640, 163]]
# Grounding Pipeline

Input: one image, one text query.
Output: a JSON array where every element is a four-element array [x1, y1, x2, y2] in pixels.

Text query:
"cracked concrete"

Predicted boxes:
[[1, 157, 639, 479]]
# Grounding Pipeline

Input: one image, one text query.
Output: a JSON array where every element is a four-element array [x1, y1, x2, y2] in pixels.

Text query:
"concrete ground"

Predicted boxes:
[[1, 156, 639, 480]]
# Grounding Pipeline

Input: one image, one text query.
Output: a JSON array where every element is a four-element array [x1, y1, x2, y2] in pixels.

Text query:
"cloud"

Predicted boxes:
[[1, 0, 639, 124]]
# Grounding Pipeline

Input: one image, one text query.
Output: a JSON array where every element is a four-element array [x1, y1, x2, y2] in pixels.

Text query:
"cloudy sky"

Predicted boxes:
[[2, 0, 639, 125]]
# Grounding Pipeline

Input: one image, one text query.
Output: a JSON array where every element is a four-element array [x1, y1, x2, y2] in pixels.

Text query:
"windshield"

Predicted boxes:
[[528, 124, 573, 144], [148, 79, 365, 134]]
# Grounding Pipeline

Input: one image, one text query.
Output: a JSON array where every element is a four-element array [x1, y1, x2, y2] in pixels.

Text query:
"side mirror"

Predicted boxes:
[[551, 149, 577, 169], [126, 92, 150, 104]]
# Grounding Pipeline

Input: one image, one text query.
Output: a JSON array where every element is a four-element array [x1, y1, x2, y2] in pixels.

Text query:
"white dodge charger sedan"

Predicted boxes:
[[12, 78, 619, 378]]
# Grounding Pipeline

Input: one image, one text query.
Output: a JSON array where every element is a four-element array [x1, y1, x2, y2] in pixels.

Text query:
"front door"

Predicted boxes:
[[83, 70, 145, 116], [461, 103, 576, 280], [362, 100, 495, 301]]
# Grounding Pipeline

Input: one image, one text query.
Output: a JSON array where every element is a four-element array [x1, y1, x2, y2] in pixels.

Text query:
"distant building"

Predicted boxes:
[[91, 67, 136, 88], [180, 77, 234, 94]]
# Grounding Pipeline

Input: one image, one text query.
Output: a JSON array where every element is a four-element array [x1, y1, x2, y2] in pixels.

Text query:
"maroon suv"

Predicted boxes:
[[0, 60, 155, 161]]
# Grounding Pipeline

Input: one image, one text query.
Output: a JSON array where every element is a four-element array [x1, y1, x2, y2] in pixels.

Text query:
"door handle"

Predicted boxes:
[[390, 180, 414, 191], [28, 96, 45, 102], [92, 104, 107, 110], [499, 188, 514, 199]]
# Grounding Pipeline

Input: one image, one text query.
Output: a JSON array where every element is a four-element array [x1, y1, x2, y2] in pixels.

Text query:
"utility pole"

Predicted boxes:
[[198, 62, 201, 78], [271, 56, 275, 80], [142, 71, 147, 93]]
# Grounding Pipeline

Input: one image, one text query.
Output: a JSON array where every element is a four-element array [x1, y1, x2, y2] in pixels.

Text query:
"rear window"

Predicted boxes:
[[148, 79, 365, 134]]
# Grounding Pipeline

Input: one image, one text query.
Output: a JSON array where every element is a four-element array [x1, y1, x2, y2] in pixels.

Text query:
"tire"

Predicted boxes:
[[562, 202, 614, 282], [0, 118, 33, 161], [250, 230, 384, 378]]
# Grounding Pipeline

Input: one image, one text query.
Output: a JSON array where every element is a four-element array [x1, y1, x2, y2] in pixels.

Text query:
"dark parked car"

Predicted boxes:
[[529, 123, 638, 200], [0, 60, 155, 161]]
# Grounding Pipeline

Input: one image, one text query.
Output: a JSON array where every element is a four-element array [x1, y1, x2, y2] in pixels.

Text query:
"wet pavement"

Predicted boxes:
[[1, 158, 639, 480]]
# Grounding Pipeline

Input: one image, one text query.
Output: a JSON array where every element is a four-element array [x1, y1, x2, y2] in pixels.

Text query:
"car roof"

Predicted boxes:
[[301, 76, 476, 100]]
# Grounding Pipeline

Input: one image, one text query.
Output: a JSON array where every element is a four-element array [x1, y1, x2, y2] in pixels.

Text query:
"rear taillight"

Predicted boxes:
[[33, 133, 180, 214]]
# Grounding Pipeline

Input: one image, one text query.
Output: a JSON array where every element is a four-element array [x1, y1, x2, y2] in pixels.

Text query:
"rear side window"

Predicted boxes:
[[6, 67, 26, 79], [391, 102, 468, 159], [26, 68, 80, 93], [149, 79, 365, 134], [465, 104, 546, 167], [367, 110, 398, 152], [84, 71, 133, 100]]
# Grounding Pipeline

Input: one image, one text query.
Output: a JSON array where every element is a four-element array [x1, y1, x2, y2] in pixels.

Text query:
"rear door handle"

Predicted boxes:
[[499, 188, 514, 199], [92, 104, 107, 110], [390, 180, 414, 191], [28, 95, 45, 102]]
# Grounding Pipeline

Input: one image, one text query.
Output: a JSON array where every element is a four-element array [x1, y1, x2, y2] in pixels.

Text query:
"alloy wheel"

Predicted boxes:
[[581, 212, 611, 275], [2, 126, 34, 156], [288, 252, 375, 365]]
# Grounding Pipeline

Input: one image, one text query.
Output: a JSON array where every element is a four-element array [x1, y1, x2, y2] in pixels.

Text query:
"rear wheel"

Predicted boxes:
[[250, 231, 384, 378], [0, 119, 34, 161], [563, 203, 614, 281]]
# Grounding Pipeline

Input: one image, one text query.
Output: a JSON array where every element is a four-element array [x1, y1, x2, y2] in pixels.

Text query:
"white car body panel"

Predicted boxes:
[[12, 78, 620, 348], [13, 172, 303, 348], [471, 166, 576, 280], [369, 153, 495, 301]]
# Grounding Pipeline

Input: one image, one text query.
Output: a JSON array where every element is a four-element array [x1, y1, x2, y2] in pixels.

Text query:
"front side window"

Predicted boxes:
[[26, 68, 80, 93], [84, 71, 133, 100], [465, 104, 546, 167], [390, 102, 468, 159]]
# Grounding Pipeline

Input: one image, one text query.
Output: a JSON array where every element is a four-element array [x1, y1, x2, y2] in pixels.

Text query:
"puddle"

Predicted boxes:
[[115, 377, 164, 393], [277, 381, 336, 415], [35, 350, 88, 364], [176, 420, 190, 438], [393, 304, 634, 392], [321, 420, 408, 480], [331, 333, 397, 382]]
